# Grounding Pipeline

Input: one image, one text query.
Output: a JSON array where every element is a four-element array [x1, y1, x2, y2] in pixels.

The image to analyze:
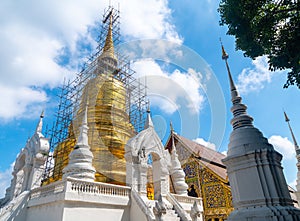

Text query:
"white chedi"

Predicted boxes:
[[63, 107, 96, 182], [169, 144, 188, 195], [221, 45, 300, 220]]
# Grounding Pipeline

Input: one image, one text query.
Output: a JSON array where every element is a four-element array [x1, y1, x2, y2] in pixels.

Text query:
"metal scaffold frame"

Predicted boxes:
[[42, 6, 148, 184]]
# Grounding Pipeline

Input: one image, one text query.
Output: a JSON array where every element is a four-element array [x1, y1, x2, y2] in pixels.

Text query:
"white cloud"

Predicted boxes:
[[193, 138, 216, 150], [0, 0, 100, 121], [289, 179, 297, 189], [136, 40, 184, 62], [221, 150, 227, 156], [236, 56, 282, 94], [121, 0, 182, 44], [268, 135, 295, 159], [0, 163, 13, 198], [0, 85, 48, 121], [0, 0, 181, 121], [131, 59, 204, 114]]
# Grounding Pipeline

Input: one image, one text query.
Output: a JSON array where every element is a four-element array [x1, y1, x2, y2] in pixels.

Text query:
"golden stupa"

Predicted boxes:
[[50, 15, 135, 185]]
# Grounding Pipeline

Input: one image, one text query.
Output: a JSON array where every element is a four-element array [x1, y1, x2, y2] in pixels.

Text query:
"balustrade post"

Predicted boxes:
[[65, 179, 73, 193]]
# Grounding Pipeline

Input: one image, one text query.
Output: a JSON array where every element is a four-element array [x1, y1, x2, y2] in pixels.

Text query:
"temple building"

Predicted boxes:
[[0, 7, 203, 221], [164, 115, 300, 221], [165, 129, 233, 221]]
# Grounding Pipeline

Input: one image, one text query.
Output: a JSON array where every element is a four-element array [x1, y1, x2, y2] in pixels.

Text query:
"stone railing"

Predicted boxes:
[[171, 193, 203, 207], [0, 191, 30, 221], [166, 193, 191, 221], [67, 178, 130, 197], [30, 180, 65, 199], [131, 190, 155, 221], [30, 178, 131, 199]]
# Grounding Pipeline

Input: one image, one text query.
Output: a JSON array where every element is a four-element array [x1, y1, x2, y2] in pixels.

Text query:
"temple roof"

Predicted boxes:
[[165, 133, 228, 181]]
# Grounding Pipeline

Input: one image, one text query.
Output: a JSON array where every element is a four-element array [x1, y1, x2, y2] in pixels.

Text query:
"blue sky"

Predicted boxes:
[[0, 0, 299, 197]]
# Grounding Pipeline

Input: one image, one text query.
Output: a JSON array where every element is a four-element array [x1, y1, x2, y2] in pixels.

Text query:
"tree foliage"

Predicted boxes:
[[218, 0, 300, 88]]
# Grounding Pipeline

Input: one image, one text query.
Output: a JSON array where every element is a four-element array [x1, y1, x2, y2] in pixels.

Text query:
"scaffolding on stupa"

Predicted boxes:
[[42, 6, 148, 185]]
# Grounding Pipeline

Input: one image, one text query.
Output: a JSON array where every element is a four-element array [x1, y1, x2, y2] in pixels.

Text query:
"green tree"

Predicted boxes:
[[218, 0, 300, 88]]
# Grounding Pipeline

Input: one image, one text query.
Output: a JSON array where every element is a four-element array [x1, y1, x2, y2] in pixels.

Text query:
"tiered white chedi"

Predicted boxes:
[[221, 45, 300, 221], [0, 107, 203, 221], [169, 125, 189, 195], [62, 106, 96, 181]]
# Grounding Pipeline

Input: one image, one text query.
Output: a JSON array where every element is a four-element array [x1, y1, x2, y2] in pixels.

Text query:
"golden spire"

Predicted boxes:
[[221, 44, 228, 60], [102, 14, 115, 59]]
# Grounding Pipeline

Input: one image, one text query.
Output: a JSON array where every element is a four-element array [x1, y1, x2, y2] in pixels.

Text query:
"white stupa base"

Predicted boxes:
[[227, 205, 300, 221]]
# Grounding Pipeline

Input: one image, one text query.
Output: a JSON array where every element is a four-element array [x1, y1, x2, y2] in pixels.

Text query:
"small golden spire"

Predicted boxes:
[[220, 38, 229, 60], [220, 41, 236, 92], [102, 14, 115, 59], [222, 45, 229, 60]]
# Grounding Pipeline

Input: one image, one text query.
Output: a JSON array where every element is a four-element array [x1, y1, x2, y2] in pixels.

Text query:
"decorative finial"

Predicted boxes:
[[220, 42, 236, 93], [145, 101, 153, 129], [284, 111, 290, 122], [36, 110, 44, 133], [284, 111, 299, 150], [40, 110, 44, 119], [220, 38, 229, 60], [221, 42, 253, 130], [170, 121, 174, 132]]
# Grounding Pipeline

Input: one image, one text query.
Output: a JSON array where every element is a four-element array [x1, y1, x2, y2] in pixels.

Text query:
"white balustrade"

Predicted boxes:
[[30, 178, 131, 200], [68, 178, 130, 197], [30, 180, 65, 199], [171, 193, 202, 206]]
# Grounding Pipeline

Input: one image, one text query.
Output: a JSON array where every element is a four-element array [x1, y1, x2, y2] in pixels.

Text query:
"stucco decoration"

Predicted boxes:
[[169, 144, 188, 195], [125, 110, 188, 199], [190, 200, 202, 221], [1, 112, 49, 206]]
